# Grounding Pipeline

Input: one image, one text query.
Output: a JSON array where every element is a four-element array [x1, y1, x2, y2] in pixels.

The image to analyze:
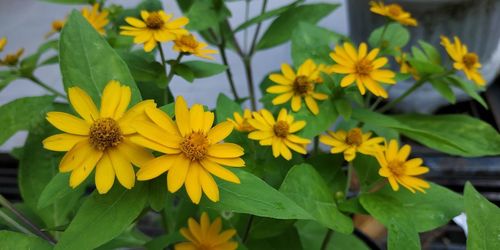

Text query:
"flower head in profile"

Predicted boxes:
[[175, 212, 238, 250], [375, 140, 430, 193], [441, 36, 485, 86], [320, 128, 384, 162], [227, 109, 254, 132], [0, 48, 24, 66], [45, 19, 65, 38], [395, 52, 419, 80], [0, 37, 6, 52], [369, 1, 418, 26], [120, 10, 189, 52], [248, 109, 310, 160], [330, 42, 396, 98], [43, 80, 156, 194], [81, 4, 109, 35], [267, 59, 328, 115], [133, 96, 245, 204], [173, 34, 217, 60]]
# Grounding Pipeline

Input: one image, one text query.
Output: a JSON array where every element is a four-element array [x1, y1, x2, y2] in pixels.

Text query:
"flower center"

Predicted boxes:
[[273, 121, 290, 138], [180, 132, 209, 161], [293, 76, 313, 96], [355, 59, 373, 76], [89, 118, 123, 151], [145, 13, 164, 29], [388, 160, 405, 176], [178, 35, 199, 49], [463, 53, 478, 69], [345, 128, 363, 146], [387, 4, 403, 16]]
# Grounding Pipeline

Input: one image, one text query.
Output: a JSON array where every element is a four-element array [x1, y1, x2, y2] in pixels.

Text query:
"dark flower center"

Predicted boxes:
[[89, 118, 123, 151], [180, 132, 209, 161], [145, 13, 164, 29], [273, 121, 290, 138]]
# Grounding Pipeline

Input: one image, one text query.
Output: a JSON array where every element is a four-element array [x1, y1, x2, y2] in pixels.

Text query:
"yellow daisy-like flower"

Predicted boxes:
[[375, 140, 430, 193], [173, 34, 217, 60], [81, 4, 109, 35], [42, 80, 156, 194], [120, 10, 189, 52], [0, 48, 24, 66], [395, 52, 419, 80], [175, 212, 238, 250], [369, 1, 418, 26], [133, 96, 245, 204], [0, 37, 6, 52], [329, 42, 396, 98], [248, 108, 310, 160], [227, 109, 255, 132], [320, 128, 384, 162], [440, 35, 485, 86], [267, 59, 328, 115]]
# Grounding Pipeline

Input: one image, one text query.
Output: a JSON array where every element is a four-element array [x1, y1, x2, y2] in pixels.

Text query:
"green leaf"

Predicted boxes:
[[387, 219, 420, 250], [95, 224, 150, 250], [247, 226, 303, 250], [60, 11, 142, 105], [215, 93, 242, 123], [0, 73, 19, 92], [183, 60, 227, 78], [352, 154, 383, 192], [185, 0, 231, 31], [37, 173, 85, 209], [334, 98, 352, 120], [418, 40, 441, 65], [172, 63, 195, 82], [147, 177, 168, 212], [305, 154, 345, 195], [296, 221, 369, 250], [430, 78, 456, 104], [296, 99, 339, 138], [256, 3, 339, 50], [464, 182, 500, 250], [446, 75, 487, 108], [279, 164, 353, 233], [234, 0, 304, 32], [408, 58, 445, 75], [117, 50, 167, 87], [55, 185, 148, 250], [291, 22, 342, 66], [0, 95, 54, 146], [410, 46, 427, 61], [368, 23, 409, 54], [205, 169, 312, 220], [0, 230, 52, 250]]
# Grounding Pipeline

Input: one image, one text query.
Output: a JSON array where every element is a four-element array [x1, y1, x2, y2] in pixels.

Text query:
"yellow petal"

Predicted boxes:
[[272, 92, 294, 105], [272, 139, 282, 158], [117, 139, 154, 167], [190, 104, 204, 132], [281, 63, 296, 80], [202, 111, 215, 133], [46, 112, 90, 135], [175, 96, 191, 136], [199, 168, 219, 202], [397, 144, 411, 161], [284, 140, 307, 154], [68, 87, 99, 123], [113, 85, 132, 120], [207, 121, 233, 143], [260, 109, 276, 125], [167, 155, 190, 193], [200, 160, 240, 183], [291, 95, 302, 112], [95, 153, 115, 194], [69, 149, 102, 188], [145, 106, 179, 136], [119, 100, 157, 134], [59, 141, 99, 172], [287, 134, 310, 144], [269, 74, 292, 85], [137, 155, 177, 180], [100, 80, 122, 118], [206, 156, 245, 167], [207, 143, 244, 158], [133, 121, 182, 149], [289, 121, 306, 133], [43, 133, 87, 152], [125, 17, 146, 28], [305, 96, 319, 115], [128, 134, 180, 154], [108, 148, 135, 189], [280, 143, 292, 160], [185, 162, 202, 204]]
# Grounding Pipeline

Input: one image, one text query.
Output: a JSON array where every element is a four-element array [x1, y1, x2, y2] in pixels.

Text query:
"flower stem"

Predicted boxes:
[[320, 229, 333, 250], [377, 78, 426, 113], [242, 214, 254, 243], [27, 75, 66, 99], [345, 163, 353, 196], [243, 57, 257, 110], [157, 43, 171, 104]]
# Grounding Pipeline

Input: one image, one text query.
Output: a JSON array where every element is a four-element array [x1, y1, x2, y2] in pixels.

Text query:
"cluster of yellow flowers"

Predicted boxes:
[[0, 37, 24, 66]]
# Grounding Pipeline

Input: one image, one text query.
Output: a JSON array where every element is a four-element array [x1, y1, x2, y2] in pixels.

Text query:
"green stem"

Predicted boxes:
[[320, 229, 333, 250], [313, 136, 320, 156], [243, 57, 257, 110], [209, 27, 240, 101], [345, 163, 353, 196], [248, 0, 268, 56], [378, 78, 426, 113], [243, 0, 250, 52], [242, 214, 254, 243], [27, 76, 66, 98], [0, 209, 33, 235]]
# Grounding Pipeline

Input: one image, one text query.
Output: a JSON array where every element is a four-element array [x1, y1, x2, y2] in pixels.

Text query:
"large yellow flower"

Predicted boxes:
[[0, 37, 6, 52], [43, 80, 155, 194], [173, 34, 217, 60], [329, 42, 396, 98], [227, 109, 255, 132], [369, 1, 418, 26], [440, 36, 485, 86], [120, 10, 189, 52], [375, 140, 430, 193], [133, 96, 245, 204], [0, 48, 24, 66], [267, 59, 328, 115], [81, 4, 109, 35], [320, 128, 384, 162], [248, 108, 310, 160], [175, 212, 238, 250]]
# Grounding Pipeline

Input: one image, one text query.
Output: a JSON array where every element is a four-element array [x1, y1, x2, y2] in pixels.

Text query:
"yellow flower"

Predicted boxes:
[[45, 20, 65, 38], [133, 96, 245, 204], [175, 212, 238, 250], [395, 52, 419, 80], [320, 128, 384, 162], [375, 140, 430, 193], [267, 59, 328, 115], [329, 42, 396, 98], [369, 1, 418, 26], [440, 36, 485, 86], [227, 109, 255, 132], [0, 37, 6, 52], [43, 80, 156, 194], [81, 4, 109, 35], [248, 108, 310, 160], [173, 34, 217, 60], [120, 10, 189, 52], [0, 48, 24, 66]]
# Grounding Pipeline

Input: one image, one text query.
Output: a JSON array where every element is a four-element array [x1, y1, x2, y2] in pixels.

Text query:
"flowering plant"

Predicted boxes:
[[1, 1, 499, 249]]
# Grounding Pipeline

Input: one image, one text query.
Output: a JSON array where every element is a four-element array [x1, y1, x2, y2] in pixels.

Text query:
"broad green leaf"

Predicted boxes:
[[37, 173, 85, 209], [95, 224, 150, 250], [410, 46, 427, 61], [334, 98, 352, 120], [248, 218, 296, 240], [0, 95, 54, 146], [430, 78, 456, 103], [144, 232, 184, 250], [19, 40, 58, 76], [256, 3, 339, 50], [205, 169, 312, 220], [296, 220, 369, 250], [418, 40, 441, 64], [446, 75, 487, 108], [247, 227, 303, 250], [387, 219, 420, 250], [352, 154, 383, 192], [0, 73, 19, 91], [368, 23, 409, 54], [172, 63, 195, 82], [279, 164, 353, 233], [408, 58, 445, 75], [215, 93, 242, 123], [464, 182, 500, 250], [234, 0, 304, 32], [185, 0, 231, 31], [60, 11, 141, 105], [0, 230, 52, 250], [296, 99, 339, 138], [183, 61, 227, 78], [305, 154, 345, 194], [147, 177, 168, 212], [55, 184, 148, 250], [291, 22, 342, 66], [117, 50, 167, 87]]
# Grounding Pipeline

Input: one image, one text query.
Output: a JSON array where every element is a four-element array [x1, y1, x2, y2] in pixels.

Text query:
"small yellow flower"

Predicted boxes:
[[320, 128, 384, 162], [329, 42, 396, 98], [0, 37, 6, 52], [81, 4, 109, 35], [45, 20, 65, 38], [369, 1, 418, 26], [440, 36, 485, 86], [248, 108, 310, 160], [43, 80, 156, 194], [133, 96, 245, 204], [173, 34, 217, 60], [375, 140, 430, 193], [395, 52, 419, 80], [267, 59, 329, 115], [120, 10, 189, 52], [227, 109, 255, 132], [0, 48, 24, 66], [175, 212, 238, 250]]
